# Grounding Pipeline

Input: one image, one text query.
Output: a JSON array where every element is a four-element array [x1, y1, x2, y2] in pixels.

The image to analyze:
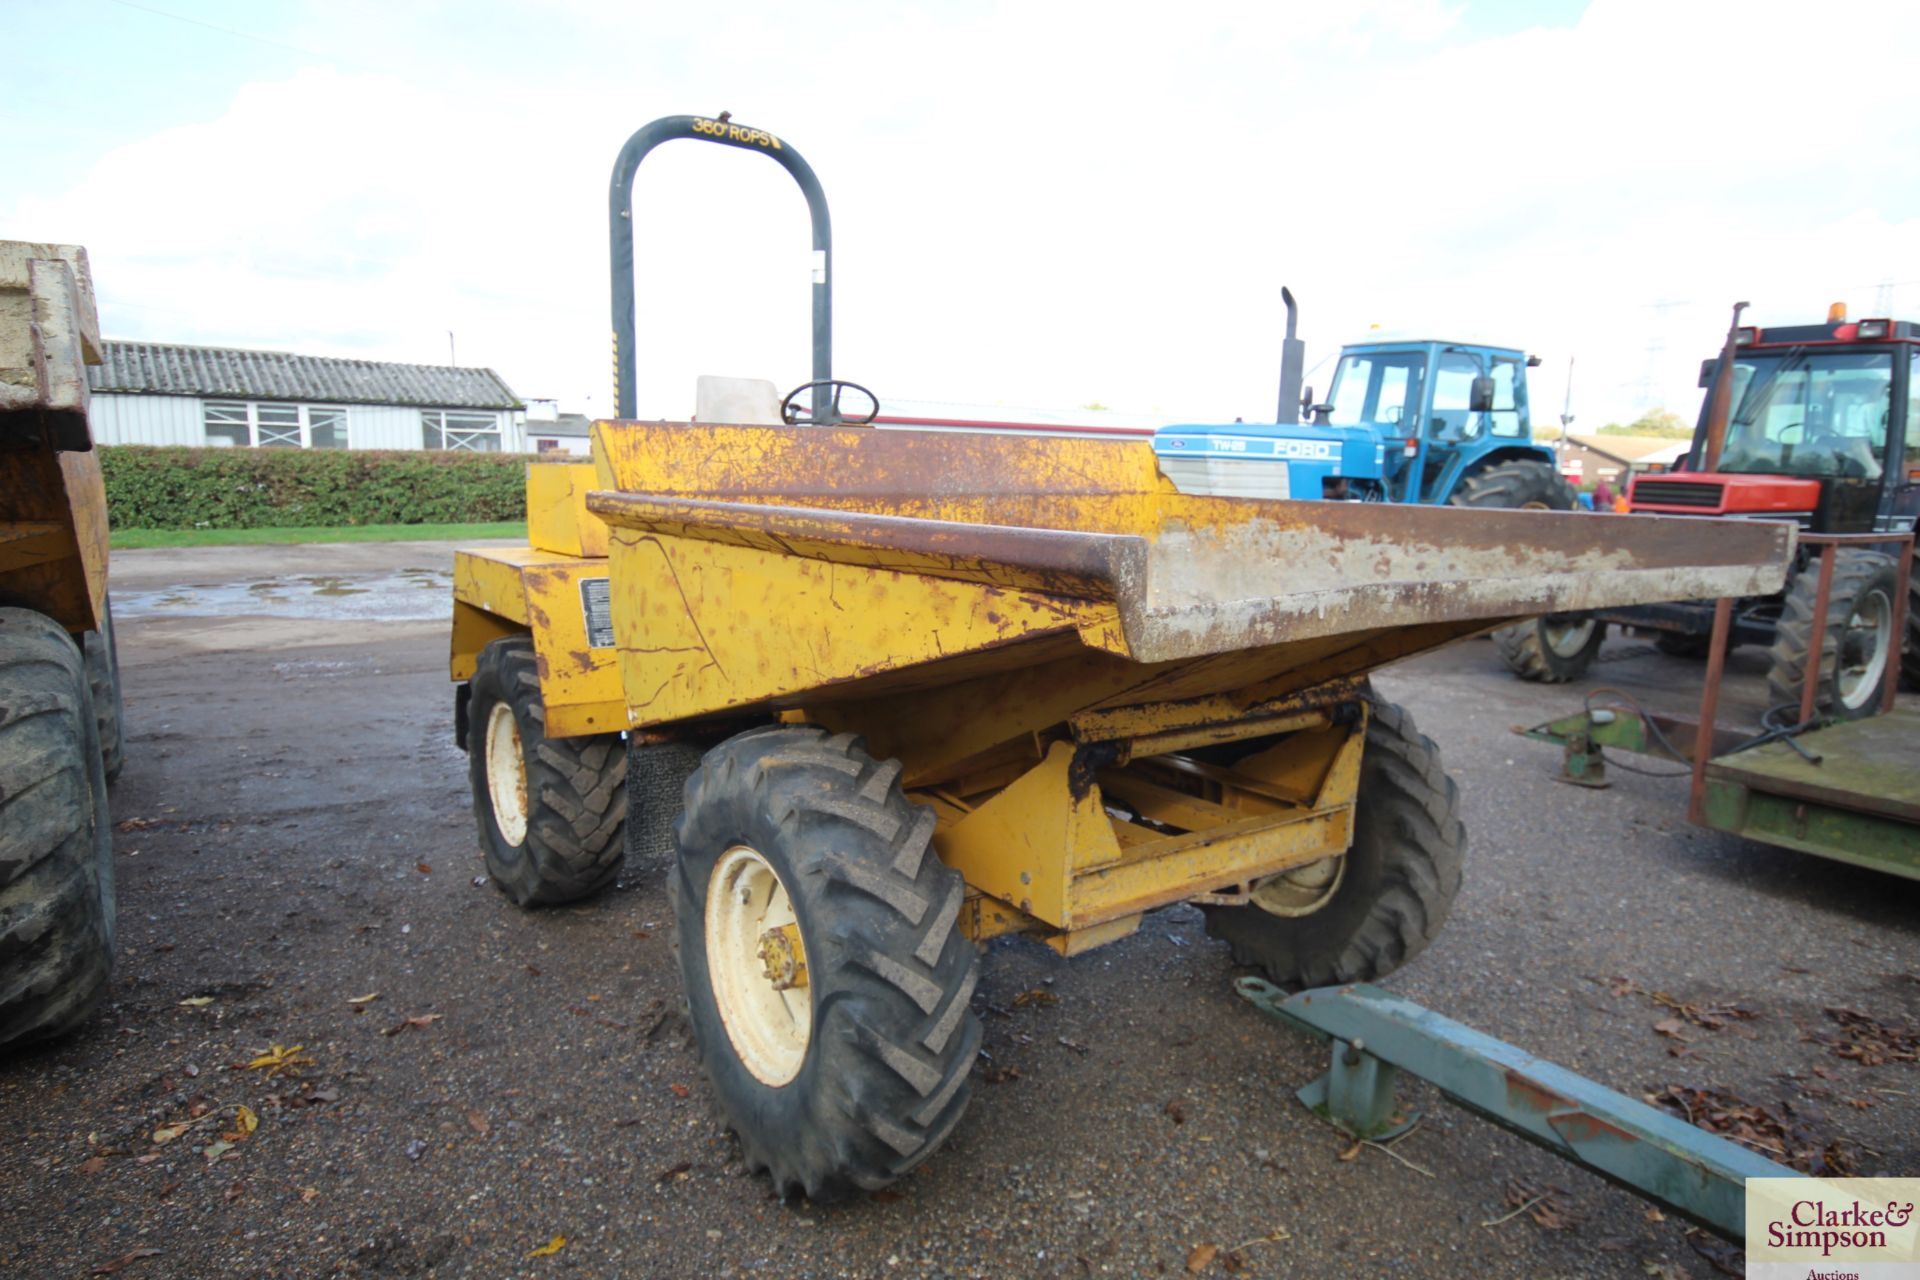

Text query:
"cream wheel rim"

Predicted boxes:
[[706, 845, 811, 1087], [484, 701, 529, 847], [1250, 856, 1346, 917]]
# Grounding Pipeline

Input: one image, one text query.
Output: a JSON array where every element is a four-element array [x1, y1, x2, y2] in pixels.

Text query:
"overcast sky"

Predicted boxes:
[[7, 0, 1918, 429]]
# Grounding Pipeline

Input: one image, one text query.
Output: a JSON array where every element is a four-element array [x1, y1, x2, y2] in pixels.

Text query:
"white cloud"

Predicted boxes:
[[9, 0, 1918, 429]]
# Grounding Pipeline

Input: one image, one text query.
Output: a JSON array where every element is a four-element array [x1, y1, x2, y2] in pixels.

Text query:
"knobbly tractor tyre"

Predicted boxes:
[[83, 597, 125, 783], [1204, 695, 1463, 990], [1449, 460, 1600, 683], [0, 608, 115, 1048], [672, 726, 980, 1200], [1491, 613, 1605, 683], [466, 636, 626, 906], [1766, 549, 1900, 721]]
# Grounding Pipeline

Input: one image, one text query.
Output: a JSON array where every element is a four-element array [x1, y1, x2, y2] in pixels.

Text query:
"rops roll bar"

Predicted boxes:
[[607, 115, 833, 422]]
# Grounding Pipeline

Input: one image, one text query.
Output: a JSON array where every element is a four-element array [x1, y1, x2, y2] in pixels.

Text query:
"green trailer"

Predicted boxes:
[[1521, 530, 1919, 880]]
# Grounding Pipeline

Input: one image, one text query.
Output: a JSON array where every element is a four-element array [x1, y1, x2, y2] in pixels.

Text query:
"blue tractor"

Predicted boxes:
[[1153, 291, 1590, 680]]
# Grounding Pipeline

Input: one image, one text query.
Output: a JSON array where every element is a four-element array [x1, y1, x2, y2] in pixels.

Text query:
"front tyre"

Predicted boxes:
[[673, 726, 980, 1201], [465, 637, 626, 906], [1203, 695, 1463, 989], [1448, 460, 1596, 683], [0, 608, 115, 1048], [1767, 549, 1899, 721]]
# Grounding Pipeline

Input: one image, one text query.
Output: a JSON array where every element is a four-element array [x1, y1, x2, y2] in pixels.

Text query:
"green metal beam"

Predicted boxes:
[[1237, 978, 1797, 1240]]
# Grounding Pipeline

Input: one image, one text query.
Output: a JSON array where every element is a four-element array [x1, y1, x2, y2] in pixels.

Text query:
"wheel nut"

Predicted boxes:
[[756, 923, 808, 990]]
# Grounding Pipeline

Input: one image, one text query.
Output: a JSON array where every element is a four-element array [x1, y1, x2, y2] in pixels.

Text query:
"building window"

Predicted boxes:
[[202, 401, 350, 449], [422, 410, 502, 451]]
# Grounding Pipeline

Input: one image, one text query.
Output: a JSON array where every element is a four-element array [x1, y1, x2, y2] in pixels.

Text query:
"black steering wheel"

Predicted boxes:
[[781, 380, 879, 426]]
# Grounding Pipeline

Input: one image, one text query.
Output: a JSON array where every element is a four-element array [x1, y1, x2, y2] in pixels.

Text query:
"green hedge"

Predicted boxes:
[[99, 446, 534, 529]]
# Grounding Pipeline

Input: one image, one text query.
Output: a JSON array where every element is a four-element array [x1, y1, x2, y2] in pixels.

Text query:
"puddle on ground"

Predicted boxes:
[[117, 569, 453, 623]]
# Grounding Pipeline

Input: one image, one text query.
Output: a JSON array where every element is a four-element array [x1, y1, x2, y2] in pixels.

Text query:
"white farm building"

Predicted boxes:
[[85, 341, 528, 452]]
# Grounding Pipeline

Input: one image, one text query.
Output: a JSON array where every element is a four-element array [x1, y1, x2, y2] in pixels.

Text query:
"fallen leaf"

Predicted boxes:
[[151, 1123, 190, 1146], [466, 1110, 490, 1136], [1644, 1207, 1665, 1223], [1652, 1018, 1688, 1039], [654, 1160, 692, 1182], [383, 1014, 442, 1036], [1336, 1140, 1362, 1162], [201, 1140, 234, 1162], [90, 1248, 160, 1275], [155, 1180, 181, 1199], [1164, 1100, 1187, 1125], [526, 1235, 567, 1259], [79, 1156, 107, 1175], [178, 997, 214, 1008], [346, 993, 380, 1006], [1185, 1242, 1219, 1273], [223, 1180, 245, 1202], [415, 862, 433, 874], [232, 1105, 258, 1137], [245, 1044, 313, 1078], [300, 1185, 320, 1203], [1012, 988, 1059, 1009], [668, 1083, 691, 1099]]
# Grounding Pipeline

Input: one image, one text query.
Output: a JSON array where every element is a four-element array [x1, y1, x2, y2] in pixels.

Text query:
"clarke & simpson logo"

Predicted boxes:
[[1746, 1178, 1920, 1279]]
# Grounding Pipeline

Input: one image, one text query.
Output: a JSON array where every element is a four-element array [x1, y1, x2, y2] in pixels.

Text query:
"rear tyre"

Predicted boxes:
[[1449, 460, 1597, 683], [1654, 631, 1714, 659], [83, 598, 125, 783], [1767, 549, 1899, 721], [0, 608, 115, 1048], [1203, 694, 1464, 989], [673, 726, 980, 1201], [466, 637, 626, 906]]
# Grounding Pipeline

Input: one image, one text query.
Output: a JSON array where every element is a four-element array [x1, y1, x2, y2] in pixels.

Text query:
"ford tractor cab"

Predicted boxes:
[[1153, 293, 1585, 680], [1573, 306, 1920, 713]]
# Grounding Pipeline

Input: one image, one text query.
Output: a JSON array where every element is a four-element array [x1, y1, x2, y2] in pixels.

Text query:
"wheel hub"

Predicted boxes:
[[706, 845, 812, 1086], [1250, 855, 1346, 917], [1835, 587, 1893, 711], [483, 702, 529, 847]]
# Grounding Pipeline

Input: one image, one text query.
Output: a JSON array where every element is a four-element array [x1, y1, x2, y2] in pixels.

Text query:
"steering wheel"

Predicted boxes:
[[781, 380, 879, 427]]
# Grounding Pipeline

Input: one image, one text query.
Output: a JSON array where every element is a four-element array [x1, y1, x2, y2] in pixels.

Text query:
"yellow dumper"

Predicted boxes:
[[451, 420, 1790, 1198], [1, 241, 123, 1048], [447, 114, 1793, 1199]]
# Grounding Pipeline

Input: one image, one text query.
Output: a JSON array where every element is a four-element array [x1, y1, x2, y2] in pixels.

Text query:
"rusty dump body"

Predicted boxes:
[[0, 241, 109, 635], [453, 420, 1791, 954]]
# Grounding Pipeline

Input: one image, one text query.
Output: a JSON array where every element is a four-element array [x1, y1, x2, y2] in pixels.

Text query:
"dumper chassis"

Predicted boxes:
[[446, 116, 1793, 1198]]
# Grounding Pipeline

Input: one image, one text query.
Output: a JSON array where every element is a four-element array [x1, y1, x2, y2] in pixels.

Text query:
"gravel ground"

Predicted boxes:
[[2, 541, 1915, 1279]]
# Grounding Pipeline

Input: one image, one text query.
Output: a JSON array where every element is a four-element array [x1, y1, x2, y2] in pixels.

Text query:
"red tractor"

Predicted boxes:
[[1543, 305, 1918, 715]]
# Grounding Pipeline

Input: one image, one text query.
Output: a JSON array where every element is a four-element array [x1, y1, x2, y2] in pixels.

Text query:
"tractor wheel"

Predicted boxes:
[[1448, 457, 1580, 512], [83, 598, 125, 783], [1766, 549, 1899, 721], [1203, 694, 1463, 989], [1654, 631, 1714, 659], [1449, 460, 1598, 683], [1492, 614, 1605, 683], [0, 608, 115, 1048], [672, 726, 980, 1201], [624, 739, 703, 869], [466, 637, 626, 906]]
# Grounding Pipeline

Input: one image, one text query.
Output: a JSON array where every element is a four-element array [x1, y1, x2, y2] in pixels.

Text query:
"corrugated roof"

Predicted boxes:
[[88, 340, 522, 410]]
